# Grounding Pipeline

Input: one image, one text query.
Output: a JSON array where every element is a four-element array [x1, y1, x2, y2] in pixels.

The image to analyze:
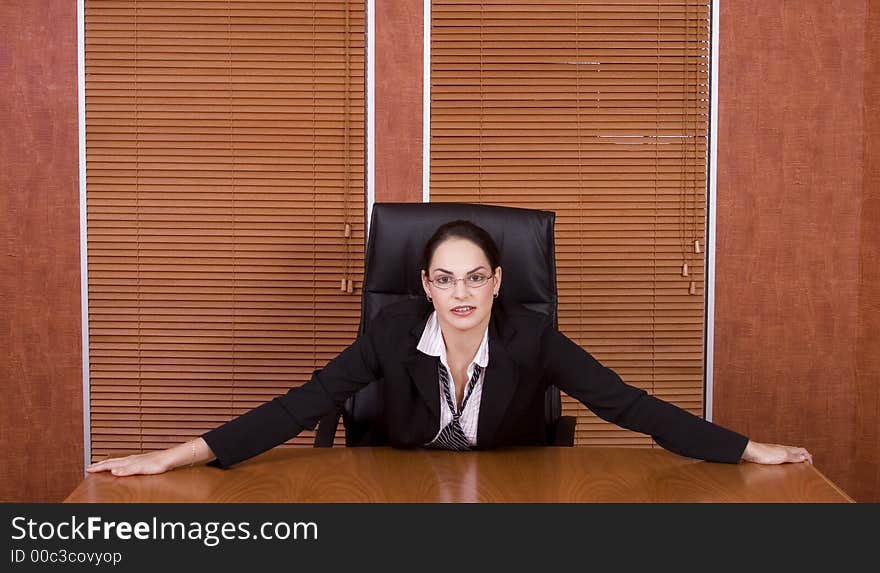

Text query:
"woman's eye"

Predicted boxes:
[[435, 276, 452, 285], [468, 274, 486, 284]]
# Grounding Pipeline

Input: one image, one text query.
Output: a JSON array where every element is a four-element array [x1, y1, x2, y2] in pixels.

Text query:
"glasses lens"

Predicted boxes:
[[467, 274, 488, 287], [433, 276, 452, 289], [430, 274, 492, 289]]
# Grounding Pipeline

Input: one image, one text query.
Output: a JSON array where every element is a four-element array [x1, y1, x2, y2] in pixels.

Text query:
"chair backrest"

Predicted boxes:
[[342, 202, 562, 445]]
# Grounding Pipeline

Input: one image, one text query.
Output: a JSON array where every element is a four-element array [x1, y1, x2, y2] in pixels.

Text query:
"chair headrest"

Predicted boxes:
[[361, 202, 558, 330]]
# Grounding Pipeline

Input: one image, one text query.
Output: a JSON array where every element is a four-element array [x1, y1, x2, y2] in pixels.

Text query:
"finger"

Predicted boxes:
[[789, 448, 810, 463], [86, 463, 120, 473], [111, 462, 152, 477], [86, 457, 129, 472], [86, 460, 115, 472], [106, 459, 137, 476]]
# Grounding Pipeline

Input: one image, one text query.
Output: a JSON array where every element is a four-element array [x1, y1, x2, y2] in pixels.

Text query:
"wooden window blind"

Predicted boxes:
[[85, 0, 365, 458], [430, 0, 711, 446]]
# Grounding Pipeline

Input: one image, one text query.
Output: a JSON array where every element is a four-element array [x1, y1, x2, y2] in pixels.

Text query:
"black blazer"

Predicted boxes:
[[203, 297, 749, 468]]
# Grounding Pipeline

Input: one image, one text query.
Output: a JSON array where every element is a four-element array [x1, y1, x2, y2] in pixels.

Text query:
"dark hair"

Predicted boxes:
[[421, 219, 501, 272]]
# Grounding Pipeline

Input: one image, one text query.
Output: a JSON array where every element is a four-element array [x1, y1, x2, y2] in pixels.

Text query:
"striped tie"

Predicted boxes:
[[429, 362, 482, 451]]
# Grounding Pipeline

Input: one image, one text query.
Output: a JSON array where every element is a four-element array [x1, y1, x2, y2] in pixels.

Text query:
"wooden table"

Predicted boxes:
[[65, 447, 853, 503]]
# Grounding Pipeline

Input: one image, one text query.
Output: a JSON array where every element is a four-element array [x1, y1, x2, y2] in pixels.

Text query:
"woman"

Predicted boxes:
[[88, 220, 812, 476]]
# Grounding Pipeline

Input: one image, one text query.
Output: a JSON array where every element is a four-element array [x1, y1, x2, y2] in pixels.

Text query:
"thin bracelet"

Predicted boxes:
[[189, 440, 196, 467]]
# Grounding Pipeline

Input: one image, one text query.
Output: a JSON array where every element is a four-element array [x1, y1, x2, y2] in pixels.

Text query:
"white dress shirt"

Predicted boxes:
[[416, 311, 489, 447]]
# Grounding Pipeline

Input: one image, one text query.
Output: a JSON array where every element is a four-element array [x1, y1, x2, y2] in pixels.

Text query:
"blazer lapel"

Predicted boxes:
[[403, 318, 441, 422], [476, 315, 520, 447]]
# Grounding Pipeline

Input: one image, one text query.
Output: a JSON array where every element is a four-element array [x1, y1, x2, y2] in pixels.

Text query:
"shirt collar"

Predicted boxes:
[[416, 311, 489, 368]]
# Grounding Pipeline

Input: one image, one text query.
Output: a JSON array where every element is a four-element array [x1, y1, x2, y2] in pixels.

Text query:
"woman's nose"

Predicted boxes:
[[451, 279, 469, 297]]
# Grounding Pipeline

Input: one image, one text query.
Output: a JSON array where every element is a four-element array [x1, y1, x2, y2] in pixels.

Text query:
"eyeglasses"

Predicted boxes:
[[426, 273, 494, 290]]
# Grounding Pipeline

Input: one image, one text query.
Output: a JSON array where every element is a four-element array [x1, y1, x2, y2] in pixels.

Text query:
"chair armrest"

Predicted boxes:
[[313, 407, 342, 447], [547, 415, 577, 447]]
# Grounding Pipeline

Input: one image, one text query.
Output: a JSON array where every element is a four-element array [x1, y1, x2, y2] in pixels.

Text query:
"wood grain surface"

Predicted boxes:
[[375, 0, 423, 203], [1, 0, 83, 502], [66, 447, 852, 503], [715, 0, 880, 502]]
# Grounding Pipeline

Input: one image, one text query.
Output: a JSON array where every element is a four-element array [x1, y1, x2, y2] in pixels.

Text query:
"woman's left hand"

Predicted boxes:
[[741, 440, 813, 465]]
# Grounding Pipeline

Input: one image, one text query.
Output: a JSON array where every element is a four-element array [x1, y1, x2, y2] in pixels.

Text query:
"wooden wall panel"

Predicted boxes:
[[0, 0, 83, 501], [853, 0, 880, 502], [375, 0, 424, 203], [715, 0, 877, 501]]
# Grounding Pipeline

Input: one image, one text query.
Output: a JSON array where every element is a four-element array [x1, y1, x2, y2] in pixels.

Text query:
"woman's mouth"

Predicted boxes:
[[450, 305, 475, 317]]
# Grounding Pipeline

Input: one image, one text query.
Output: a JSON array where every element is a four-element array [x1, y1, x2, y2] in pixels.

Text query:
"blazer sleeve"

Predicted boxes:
[[540, 324, 749, 463], [201, 316, 385, 469]]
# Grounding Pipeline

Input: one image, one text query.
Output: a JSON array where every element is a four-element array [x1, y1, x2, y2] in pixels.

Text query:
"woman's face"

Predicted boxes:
[[421, 237, 502, 336]]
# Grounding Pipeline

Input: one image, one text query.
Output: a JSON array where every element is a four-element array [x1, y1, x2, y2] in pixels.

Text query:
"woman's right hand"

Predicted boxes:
[[86, 438, 215, 477], [86, 450, 172, 477]]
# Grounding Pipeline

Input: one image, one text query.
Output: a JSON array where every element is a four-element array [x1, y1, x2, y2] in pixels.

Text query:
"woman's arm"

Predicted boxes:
[[86, 308, 389, 476], [540, 322, 811, 465], [85, 437, 216, 476]]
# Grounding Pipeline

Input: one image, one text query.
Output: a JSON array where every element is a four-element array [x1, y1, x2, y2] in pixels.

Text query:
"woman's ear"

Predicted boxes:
[[494, 266, 502, 296], [421, 270, 431, 297]]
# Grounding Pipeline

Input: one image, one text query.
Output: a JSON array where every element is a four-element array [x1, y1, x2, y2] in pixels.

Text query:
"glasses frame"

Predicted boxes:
[[425, 272, 496, 291]]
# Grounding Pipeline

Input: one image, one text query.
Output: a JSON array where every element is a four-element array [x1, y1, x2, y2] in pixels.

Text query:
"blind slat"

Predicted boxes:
[[431, 0, 710, 446], [86, 0, 366, 457]]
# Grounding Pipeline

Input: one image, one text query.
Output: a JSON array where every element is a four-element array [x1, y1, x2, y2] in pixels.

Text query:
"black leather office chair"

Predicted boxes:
[[314, 202, 576, 447]]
